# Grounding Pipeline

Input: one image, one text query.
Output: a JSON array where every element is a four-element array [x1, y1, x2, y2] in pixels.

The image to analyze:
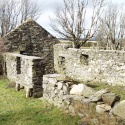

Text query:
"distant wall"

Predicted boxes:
[[4, 53, 45, 96], [3, 19, 59, 74], [54, 44, 125, 86]]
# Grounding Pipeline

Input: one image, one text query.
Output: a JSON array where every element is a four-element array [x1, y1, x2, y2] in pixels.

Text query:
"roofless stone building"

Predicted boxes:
[[2, 19, 59, 97], [3, 19, 59, 74]]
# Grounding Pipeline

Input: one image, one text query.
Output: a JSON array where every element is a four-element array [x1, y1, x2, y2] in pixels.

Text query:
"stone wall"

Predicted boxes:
[[4, 53, 45, 97], [43, 74, 73, 107], [3, 19, 59, 74], [43, 74, 125, 124], [54, 44, 125, 86]]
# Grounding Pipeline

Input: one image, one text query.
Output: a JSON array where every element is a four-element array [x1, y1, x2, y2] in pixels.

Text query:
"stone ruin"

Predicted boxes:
[[42, 74, 125, 124], [3, 53, 44, 97], [1, 19, 125, 123], [3, 19, 59, 74], [2, 19, 59, 97]]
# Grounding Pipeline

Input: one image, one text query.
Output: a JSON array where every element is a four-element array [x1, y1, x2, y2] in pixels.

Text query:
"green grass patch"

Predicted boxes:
[[0, 78, 80, 125]]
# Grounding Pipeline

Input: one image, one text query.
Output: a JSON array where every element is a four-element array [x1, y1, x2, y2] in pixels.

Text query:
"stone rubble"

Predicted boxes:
[[43, 73, 125, 122]]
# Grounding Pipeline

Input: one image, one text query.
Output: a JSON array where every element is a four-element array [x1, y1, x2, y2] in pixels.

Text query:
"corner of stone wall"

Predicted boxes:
[[54, 43, 72, 74]]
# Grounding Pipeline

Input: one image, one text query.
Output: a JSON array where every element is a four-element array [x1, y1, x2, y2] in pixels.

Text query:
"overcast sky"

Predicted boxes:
[[36, 0, 125, 37]]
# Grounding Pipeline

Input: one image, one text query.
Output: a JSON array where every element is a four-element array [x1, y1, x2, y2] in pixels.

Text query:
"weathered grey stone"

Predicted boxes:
[[102, 93, 120, 106], [70, 84, 95, 97], [73, 95, 84, 101], [43, 76, 48, 84], [64, 96, 73, 105], [82, 98, 91, 104], [96, 104, 111, 114], [48, 78, 57, 85], [90, 89, 109, 102], [58, 82, 63, 90], [63, 85, 69, 94], [54, 89, 58, 94], [68, 105, 75, 113], [113, 100, 125, 119]]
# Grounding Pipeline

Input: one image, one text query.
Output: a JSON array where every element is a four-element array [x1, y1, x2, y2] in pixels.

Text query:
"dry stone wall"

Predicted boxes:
[[43, 74, 125, 125], [54, 44, 125, 86], [4, 53, 45, 97], [3, 19, 59, 74], [43, 74, 74, 107], [43, 74, 125, 124]]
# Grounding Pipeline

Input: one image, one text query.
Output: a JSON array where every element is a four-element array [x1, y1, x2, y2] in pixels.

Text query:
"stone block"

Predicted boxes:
[[58, 82, 63, 90], [102, 93, 120, 106], [90, 89, 109, 102], [70, 84, 95, 97], [96, 104, 111, 114], [113, 100, 125, 119]]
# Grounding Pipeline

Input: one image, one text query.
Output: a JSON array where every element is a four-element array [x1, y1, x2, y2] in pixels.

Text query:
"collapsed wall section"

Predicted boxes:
[[54, 44, 125, 86], [42, 74, 124, 123], [4, 53, 45, 97]]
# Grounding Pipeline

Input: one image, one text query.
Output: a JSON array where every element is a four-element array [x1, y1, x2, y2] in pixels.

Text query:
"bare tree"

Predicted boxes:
[[97, 2, 125, 50], [51, 0, 105, 48], [0, 0, 41, 37], [20, 0, 41, 23], [0, 0, 20, 37]]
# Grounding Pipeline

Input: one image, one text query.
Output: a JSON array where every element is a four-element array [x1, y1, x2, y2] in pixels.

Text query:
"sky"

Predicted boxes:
[[36, 0, 125, 37]]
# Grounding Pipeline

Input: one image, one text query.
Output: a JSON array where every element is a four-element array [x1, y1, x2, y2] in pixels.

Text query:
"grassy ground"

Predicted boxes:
[[0, 77, 80, 125]]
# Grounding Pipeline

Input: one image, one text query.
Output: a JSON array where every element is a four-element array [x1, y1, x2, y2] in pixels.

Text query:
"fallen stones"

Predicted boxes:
[[102, 93, 120, 106], [96, 104, 111, 114], [90, 89, 109, 102], [112, 100, 125, 119], [42, 73, 125, 122], [70, 84, 95, 97]]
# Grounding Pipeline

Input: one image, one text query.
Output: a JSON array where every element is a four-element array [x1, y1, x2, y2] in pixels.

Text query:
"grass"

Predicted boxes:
[[0, 77, 80, 125]]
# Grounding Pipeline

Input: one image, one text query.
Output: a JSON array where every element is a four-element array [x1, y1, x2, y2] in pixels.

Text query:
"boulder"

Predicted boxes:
[[96, 104, 111, 114], [70, 84, 95, 97], [90, 89, 109, 102], [102, 93, 120, 106], [113, 100, 125, 119]]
